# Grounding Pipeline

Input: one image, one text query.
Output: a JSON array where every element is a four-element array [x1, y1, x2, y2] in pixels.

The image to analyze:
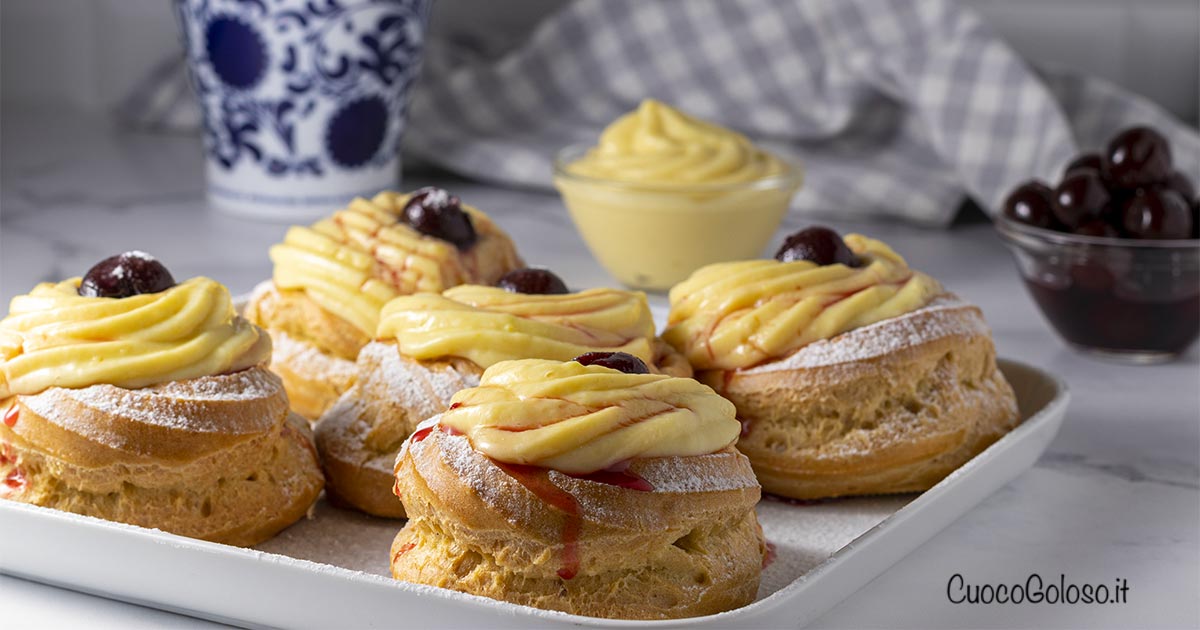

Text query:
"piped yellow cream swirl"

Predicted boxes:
[[0, 277, 269, 397], [664, 235, 943, 370], [269, 191, 507, 337], [438, 359, 739, 473], [377, 285, 658, 370], [566, 99, 788, 185]]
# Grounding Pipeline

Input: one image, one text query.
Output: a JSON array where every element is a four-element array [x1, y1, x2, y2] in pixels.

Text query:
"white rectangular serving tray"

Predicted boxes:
[[0, 359, 1066, 629]]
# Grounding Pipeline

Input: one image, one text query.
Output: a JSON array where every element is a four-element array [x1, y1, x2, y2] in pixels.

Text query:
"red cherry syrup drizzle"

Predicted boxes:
[[410, 426, 434, 443], [571, 459, 654, 491], [494, 462, 583, 579], [2, 468, 24, 493], [398, 424, 465, 497], [392, 542, 417, 564], [3, 406, 17, 428], [0, 443, 24, 495], [763, 540, 777, 569], [495, 460, 654, 580], [764, 492, 828, 506], [410, 423, 463, 443], [412, 420, 655, 579]]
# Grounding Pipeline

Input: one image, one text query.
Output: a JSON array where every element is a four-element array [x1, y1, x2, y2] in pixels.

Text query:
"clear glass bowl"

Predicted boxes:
[[995, 214, 1200, 363], [552, 145, 802, 291]]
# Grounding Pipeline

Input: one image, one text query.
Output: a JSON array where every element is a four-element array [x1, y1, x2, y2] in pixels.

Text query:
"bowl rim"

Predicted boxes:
[[995, 213, 1200, 250], [551, 143, 804, 193]]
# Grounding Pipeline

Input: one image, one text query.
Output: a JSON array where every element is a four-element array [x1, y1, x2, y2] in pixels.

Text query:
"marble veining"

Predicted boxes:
[[1039, 452, 1199, 491]]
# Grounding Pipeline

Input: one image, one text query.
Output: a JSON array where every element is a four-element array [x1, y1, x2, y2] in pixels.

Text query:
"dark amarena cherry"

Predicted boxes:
[[1053, 170, 1111, 228], [1104, 126, 1172, 189], [78, 251, 176, 298], [1121, 188, 1193, 240], [401, 187, 478, 250], [574, 351, 649, 374], [1063, 153, 1105, 178], [1193, 198, 1199, 239], [999, 127, 1200, 354], [496, 268, 569, 295], [1165, 170, 1196, 200], [1003, 180, 1057, 228], [775, 227, 860, 267], [1101, 190, 1134, 222], [1074, 220, 1119, 238]]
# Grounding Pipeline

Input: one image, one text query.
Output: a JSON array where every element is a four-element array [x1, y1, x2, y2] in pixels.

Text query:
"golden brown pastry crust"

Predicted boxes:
[[701, 296, 1020, 499], [247, 203, 526, 422], [316, 346, 480, 518], [247, 282, 369, 362], [0, 367, 324, 546], [652, 338, 696, 380], [244, 283, 362, 421], [390, 425, 764, 619], [314, 339, 694, 518]]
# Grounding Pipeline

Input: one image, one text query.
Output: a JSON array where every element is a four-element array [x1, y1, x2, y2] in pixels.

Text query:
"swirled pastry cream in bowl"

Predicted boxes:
[[0, 252, 323, 546], [554, 99, 801, 290], [245, 188, 524, 420], [390, 355, 764, 619], [314, 267, 692, 517], [664, 227, 1021, 500]]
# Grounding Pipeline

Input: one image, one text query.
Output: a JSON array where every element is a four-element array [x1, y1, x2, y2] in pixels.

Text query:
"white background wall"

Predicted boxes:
[[1, 0, 1198, 122]]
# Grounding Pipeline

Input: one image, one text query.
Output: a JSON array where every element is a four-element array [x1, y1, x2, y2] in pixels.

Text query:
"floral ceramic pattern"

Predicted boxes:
[[177, 0, 430, 178]]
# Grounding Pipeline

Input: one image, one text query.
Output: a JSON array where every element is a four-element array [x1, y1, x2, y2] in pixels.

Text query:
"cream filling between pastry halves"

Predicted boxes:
[[0, 277, 269, 397], [433, 359, 740, 474]]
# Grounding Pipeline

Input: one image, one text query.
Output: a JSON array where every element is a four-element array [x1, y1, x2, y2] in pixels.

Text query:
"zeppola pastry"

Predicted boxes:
[[315, 267, 691, 517], [390, 354, 764, 619], [0, 252, 323, 546], [246, 188, 524, 419], [664, 227, 1020, 500]]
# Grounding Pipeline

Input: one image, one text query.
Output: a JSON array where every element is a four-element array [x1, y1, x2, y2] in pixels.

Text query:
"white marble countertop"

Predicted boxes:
[[1, 108, 1197, 629]]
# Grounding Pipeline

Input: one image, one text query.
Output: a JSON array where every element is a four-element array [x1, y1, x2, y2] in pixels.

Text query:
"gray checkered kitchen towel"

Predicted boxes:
[[130, 0, 1199, 225], [402, 0, 1199, 226]]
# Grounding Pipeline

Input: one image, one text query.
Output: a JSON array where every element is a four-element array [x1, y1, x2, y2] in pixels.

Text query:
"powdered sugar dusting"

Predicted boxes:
[[398, 414, 442, 462], [743, 295, 991, 372], [360, 342, 479, 425], [625, 452, 757, 494], [407, 422, 757, 527], [241, 282, 358, 383], [751, 496, 910, 598], [21, 369, 282, 449], [288, 414, 919, 611], [410, 423, 552, 523], [253, 490, 909, 608], [271, 330, 357, 382], [255, 497, 399, 576]]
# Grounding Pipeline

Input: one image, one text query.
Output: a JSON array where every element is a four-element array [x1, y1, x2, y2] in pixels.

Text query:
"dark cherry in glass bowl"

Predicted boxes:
[[996, 214, 1199, 363]]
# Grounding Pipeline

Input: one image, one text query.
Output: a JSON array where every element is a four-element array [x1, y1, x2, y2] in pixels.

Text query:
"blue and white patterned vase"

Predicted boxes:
[[176, 0, 431, 219]]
